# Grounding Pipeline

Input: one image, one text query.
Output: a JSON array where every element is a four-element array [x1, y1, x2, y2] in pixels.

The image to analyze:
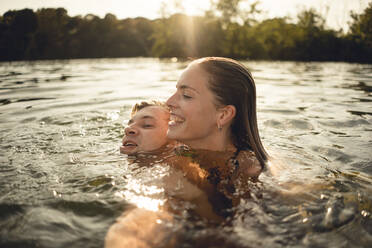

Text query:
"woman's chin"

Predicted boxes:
[[167, 126, 183, 140]]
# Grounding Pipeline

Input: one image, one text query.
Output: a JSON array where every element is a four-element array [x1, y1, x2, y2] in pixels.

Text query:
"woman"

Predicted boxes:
[[166, 57, 269, 213], [105, 58, 269, 247], [167, 57, 268, 167]]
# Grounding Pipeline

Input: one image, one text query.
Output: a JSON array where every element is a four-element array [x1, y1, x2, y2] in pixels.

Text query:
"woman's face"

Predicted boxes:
[[166, 64, 220, 148]]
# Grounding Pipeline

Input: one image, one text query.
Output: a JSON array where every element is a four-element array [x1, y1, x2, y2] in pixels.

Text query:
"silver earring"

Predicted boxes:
[[218, 123, 222, 131]]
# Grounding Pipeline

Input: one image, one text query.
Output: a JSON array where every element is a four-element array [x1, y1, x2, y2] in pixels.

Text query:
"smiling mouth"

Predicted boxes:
[[169, 114, 185, 126]]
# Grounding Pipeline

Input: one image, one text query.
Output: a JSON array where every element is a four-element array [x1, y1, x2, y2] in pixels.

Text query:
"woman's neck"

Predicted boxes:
[[183, 136, 236, 152]]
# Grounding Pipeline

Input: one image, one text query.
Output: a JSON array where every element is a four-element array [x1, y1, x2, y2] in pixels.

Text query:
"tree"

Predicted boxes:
[[0, 9, 37, 60], [293, 8, 341, 61], [210, 0, 261, 25], [297, 8, 325, 31], [347, 2, 372, 62], [29, 8, 71, 59]]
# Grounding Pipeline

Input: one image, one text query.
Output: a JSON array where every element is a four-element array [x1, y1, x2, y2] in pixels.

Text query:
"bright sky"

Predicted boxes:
[[0, 0, 370, 31]]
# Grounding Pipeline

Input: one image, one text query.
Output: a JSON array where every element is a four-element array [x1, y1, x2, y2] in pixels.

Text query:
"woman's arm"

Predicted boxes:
[[105, 208, 175, 248]]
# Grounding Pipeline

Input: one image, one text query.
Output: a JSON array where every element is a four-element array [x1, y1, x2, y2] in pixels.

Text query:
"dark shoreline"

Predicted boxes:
[[1, 5, 372, 63], [1, 57, 371, 65]]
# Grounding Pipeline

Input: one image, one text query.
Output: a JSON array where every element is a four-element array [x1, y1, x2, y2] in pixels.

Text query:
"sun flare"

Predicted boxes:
[[172, 0, 211, 16]]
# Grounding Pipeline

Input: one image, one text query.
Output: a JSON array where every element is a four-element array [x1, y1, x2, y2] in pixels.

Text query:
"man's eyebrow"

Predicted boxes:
[[141, 115, 156, 120], [128, 115, 155, 124]]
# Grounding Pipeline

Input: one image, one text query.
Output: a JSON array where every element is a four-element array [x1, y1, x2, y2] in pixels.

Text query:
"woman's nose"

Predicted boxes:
[[124, 125, 138, 136], [166, 92, 177, 108]]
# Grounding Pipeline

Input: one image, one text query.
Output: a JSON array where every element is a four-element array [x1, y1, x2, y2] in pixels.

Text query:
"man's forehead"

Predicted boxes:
[[129, 106, 169, 123]]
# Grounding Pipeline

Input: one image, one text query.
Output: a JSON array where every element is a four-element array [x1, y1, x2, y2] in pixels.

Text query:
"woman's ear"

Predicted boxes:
[[217, 105, 236, 127]]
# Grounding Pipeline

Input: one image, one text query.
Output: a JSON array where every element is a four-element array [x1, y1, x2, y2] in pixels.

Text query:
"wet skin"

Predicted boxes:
[[120, 106, 171, 155], [167, 147, 262, 216], [166, 63, 235, 151]]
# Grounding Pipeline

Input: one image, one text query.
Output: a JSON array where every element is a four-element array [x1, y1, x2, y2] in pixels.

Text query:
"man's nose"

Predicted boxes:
[[124, 125, 138, 136]]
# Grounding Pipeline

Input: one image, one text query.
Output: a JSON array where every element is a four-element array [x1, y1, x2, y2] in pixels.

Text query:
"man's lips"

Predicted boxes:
[[122, 140, 138, 147], [120, 140, 138, 154]]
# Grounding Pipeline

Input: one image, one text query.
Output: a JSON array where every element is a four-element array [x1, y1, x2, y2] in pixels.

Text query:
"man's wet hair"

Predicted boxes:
[[130, 100, 168, 117]]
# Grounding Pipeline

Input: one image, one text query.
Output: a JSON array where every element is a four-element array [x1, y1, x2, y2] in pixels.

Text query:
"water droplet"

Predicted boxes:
[[361, 210, 370, 217], [327, 207, 332, 214], [320, 194, 328, 200]]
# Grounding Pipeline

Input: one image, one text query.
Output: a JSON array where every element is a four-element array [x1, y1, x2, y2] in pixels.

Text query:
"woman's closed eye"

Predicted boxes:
[[183, 94, 192, 99], [182, 90, 194, 99]]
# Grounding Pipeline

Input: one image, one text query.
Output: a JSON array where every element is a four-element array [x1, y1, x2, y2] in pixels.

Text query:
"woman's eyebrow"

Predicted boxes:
[[178, 84, 199, 94]]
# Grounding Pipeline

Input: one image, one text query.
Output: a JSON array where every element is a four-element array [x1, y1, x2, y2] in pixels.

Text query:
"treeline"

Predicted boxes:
[[0, 2, 371, 62]]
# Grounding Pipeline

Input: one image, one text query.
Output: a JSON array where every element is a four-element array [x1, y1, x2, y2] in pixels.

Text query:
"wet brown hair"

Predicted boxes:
[[192, 57, 268, 168], [130, 100, 168, 117]]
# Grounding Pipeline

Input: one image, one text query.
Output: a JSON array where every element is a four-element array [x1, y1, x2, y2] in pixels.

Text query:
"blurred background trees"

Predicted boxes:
[[0, 1, 371, 62]]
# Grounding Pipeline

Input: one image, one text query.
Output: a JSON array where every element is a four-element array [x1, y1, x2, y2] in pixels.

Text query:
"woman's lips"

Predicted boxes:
[[169, 113, 185, 126]]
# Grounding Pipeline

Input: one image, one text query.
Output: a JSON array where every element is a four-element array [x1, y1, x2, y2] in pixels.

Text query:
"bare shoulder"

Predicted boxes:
[[236, 150, 262, 178], [105, 208, 174, 248]]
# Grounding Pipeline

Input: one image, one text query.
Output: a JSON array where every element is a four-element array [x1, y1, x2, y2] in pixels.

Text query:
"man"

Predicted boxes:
[[107, 100, 178, 248], [120, 101, 175, 155], [107, 101, 232, 248]]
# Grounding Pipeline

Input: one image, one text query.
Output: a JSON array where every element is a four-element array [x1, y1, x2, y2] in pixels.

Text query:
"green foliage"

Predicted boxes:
[[215, 0, 241, 23], [151, 14, 192, 57], [210, 0, 261, 25], [0, 8, 37, 60], [0, 8, 154, 60], [0, 3, 371, 62], [346, 2, 372, 62], [349, 2, 372, 46], [297, 8, 325, 30]]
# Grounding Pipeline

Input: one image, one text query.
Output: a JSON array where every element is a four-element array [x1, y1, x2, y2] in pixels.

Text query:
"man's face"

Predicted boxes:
[[120, 106, 170, 155]]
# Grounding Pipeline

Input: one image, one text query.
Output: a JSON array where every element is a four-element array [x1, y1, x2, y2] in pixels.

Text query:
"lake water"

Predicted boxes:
[[0, 58, 371, 247]]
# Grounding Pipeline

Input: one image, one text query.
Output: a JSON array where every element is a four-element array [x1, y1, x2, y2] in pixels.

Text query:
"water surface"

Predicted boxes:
[[0, 58, 371, 247]]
